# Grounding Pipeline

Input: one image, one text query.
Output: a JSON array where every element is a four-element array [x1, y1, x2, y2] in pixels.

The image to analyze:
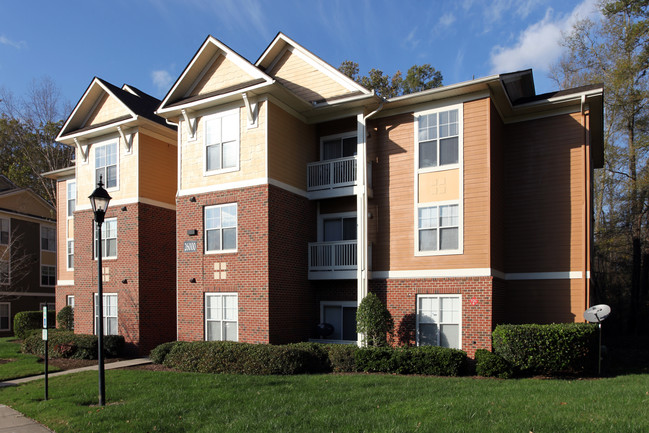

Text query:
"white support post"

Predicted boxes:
[[116, 126, 134, 154], [242, 93, 258, 128], [356, 113, 368, 346], [73, 138, 89, 163], [181, 109, 197, 139]]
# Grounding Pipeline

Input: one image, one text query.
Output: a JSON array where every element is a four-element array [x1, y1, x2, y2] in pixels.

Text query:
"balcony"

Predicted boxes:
[[306, 156, 372, 200], [308, 240, 372, 280]]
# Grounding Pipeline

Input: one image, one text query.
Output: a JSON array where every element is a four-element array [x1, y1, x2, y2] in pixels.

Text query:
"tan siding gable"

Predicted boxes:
[[269, 50, 351, 102], [0, 192, 53, 219], [85, 93, 130, 127], [190, 54, 256, 98]]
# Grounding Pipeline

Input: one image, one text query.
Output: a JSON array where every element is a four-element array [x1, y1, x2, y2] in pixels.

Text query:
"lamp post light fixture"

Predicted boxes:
[[89, 177, 111, 406]]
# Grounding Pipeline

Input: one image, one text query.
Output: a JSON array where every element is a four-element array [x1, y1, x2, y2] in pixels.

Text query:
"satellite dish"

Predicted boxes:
[[583, 304, 611, 323]]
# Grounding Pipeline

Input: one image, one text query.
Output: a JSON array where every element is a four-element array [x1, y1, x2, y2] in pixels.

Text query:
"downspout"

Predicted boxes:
[[357, 101, 384, 346], [581, 95, 591, 313]]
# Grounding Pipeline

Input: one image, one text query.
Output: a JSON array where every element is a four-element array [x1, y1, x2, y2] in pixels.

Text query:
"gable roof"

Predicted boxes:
[[57, 78, 173, 143], [156, 35, 275, 116], [0, 176, 55, 220]]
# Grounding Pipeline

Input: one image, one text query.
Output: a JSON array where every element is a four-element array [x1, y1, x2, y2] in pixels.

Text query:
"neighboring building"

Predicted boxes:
[[153, 34, 603, 357], [47, 79, 177, 354], [0, 175, 56, 337], [52, 33, 603, 358]]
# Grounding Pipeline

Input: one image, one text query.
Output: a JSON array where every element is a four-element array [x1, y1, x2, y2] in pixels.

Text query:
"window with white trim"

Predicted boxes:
[[205, 109, 239, 173], [67, 240, 74, 270], [41, 226, 56, 252], [205, 204, 237, 253], [94, 219, 117, 259], [321, 301, 357, 341], [205, 293, 238, 341], [0, 260, 7, 285], [41, 265, 55, 287], [0, 218, 8, 245], [95, 141, 118, 189], [67, 181, 76, 217], [0, 303, 10, 331], [321, 133, 357, 160], [417, 294, 461, 349], [94, 293, 118, 335], [418, 204, 459, 252], [67, 295, 75, 309], [417, 108, 459, 169]]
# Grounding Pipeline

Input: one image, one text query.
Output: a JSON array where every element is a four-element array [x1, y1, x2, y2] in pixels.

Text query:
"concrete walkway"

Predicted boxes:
[[0, 358, 152, 432]]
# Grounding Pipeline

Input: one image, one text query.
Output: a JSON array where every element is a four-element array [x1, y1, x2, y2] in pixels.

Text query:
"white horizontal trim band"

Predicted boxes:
[[57, 280, 74, 286], [76, 198, 175, 212], [178, 178, 268, 197], [0, 291, 56, 297], [371, 269, 587, 280], [505, 271, 583, 280]]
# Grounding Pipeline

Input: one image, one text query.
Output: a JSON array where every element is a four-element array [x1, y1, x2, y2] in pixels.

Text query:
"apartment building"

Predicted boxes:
[[0, 176, 56, 337], [48, 79, 177, 354]]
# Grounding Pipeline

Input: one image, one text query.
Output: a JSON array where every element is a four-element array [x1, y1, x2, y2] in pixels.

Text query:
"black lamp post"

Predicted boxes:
[[89, 177, 111, 406]]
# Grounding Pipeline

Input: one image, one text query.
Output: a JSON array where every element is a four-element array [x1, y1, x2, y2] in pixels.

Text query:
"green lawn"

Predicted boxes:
[[1, 369, 648, 432], [0, 337, 60, 381]]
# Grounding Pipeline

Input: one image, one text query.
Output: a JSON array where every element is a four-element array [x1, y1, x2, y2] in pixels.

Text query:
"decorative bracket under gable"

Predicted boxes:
[[73, 138, 89, 163], [117, 126, 134, 154], [242, 93, 258, 128], [181, 109, 198, 140]]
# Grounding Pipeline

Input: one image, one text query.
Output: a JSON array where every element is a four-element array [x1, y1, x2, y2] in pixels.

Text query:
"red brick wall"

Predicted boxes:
[[370, 277, 494, 358], [176, 185, 270, 343]]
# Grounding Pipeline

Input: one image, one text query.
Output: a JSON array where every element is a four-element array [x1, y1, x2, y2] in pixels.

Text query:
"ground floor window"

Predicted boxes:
[[205, 293, 238, 341], [321, 301, 357, 341], [94, 293, 118, 335], [39, 302, 55, 311], [416, 294, 461, 349], [41, 265, 56, 287], [67, 295, 75, 308], [0, 303, 9, 331]]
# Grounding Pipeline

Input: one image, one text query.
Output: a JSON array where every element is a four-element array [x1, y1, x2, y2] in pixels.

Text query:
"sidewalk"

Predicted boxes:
[[0, 358, 152, 432]]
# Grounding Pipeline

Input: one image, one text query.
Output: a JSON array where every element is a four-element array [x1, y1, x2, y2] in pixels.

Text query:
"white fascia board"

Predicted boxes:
[[57, 117, 138, 144], [513, 87, 604, 110], [57, 77, 103, 141], [387, 75, 500, 104]]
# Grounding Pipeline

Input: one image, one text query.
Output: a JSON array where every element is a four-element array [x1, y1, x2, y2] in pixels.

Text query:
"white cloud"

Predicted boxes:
[[185, 0, 272, 42], [0, 35, 26, 49], [488, 0, 600, 74], [438, 12, 456, 29], [403, 27, 420, 50], [152, 70, 174, 93]]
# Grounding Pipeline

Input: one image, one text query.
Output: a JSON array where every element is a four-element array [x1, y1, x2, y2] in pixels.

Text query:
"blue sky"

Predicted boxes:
[[1, 0, 600, 111]]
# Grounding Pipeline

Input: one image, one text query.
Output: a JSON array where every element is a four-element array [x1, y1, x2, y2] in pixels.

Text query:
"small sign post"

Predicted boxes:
[[42, 305, 48, 400]]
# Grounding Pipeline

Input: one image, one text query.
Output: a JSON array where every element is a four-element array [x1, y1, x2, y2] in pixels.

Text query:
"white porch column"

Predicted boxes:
[[356, 113, 368, 346]]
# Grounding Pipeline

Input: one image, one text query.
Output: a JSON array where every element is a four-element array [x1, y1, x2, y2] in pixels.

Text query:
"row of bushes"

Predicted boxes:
[[151, 322, 598, 378], [13, 307, 74, 340], [152, 341, 468, 376], [21, 329, 125, 360]]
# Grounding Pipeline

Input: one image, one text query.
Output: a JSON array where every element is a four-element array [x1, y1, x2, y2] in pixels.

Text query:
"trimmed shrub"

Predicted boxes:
[[492, 323, 598, 376], [325, 344, 358, 372], [57, 306, 74, 331], [475, 349, 514, 379], [356, 345, 467, 376], [356, 293, 394, 346], [14, 311, 53, 339], [287, 342, 331, 373], [21, 330, 124, 359], [150, 341, 178, 364]]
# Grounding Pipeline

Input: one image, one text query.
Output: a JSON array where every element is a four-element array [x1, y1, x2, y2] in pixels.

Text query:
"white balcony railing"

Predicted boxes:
[[307, 156, 357, 191], [308, 240, 357, 272]]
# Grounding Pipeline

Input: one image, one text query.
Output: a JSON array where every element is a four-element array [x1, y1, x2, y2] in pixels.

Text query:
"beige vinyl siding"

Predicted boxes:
[[369, 98, 491, 271], [504, 112, 586, 273], [180, 102, 267, 191], [139, 133, 177, 205], [85, 93, 129, 127], [268, 50, 351, 102], [0, 196, 54, 219], [267, 102, 317, 191], [190, 54, 256, 97]]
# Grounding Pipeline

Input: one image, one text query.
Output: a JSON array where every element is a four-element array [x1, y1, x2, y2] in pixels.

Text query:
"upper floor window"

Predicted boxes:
[[321, 133, 357, 160], [0, 218, 8, 245], [67, 240, 74, 270], [418, 108, 459, 169], [418, 204, 459, 252], [67, 181, 76, 217], [95, 141, 118, 189], [41, 226, 56, 252], [205, 204, 237, 253], [205, 109, 239, 173], [41, 265, 56, 287], [94, 218, 117, 259]]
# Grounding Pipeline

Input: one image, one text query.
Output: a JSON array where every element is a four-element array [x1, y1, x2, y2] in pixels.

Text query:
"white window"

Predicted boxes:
[[205, 109, 239, 173], [94, 218, 117, 259], [41, 226, 56, 252], [205, 204, 237, 253], [417, 203, 460, 252], [67, 295, 75, 308], [205, 293, 238, 341], [0, 303, 10, 331], [417, 295, 461, 349], [95, 141, 118, 189], [0, 218, 8, 245], [67, 181, 76, 217], [0, 260, 8, 285], [94, 293, 118, 335], [67, 240, 74, 270], [321, 301, 357, 341], [321, 133, 357, 160], [41, 265, 56, 287], [417, 108, 459, 169]]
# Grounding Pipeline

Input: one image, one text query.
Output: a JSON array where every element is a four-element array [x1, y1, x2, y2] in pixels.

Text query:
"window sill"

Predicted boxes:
[[205, 249, 237, 255], [415, 249, 463, 257], [204, 167, 240, 177], [417, 164, 460, 174]]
